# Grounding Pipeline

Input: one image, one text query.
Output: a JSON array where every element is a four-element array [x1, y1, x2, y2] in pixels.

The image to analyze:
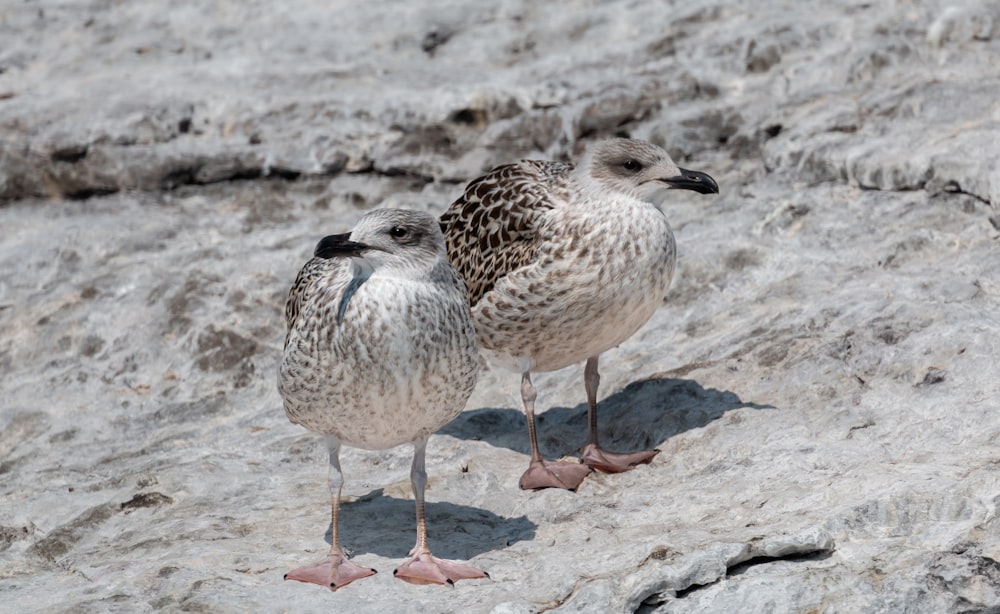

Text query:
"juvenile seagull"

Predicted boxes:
[[278, 208, 486, 589], [440, 139, 719, 491]]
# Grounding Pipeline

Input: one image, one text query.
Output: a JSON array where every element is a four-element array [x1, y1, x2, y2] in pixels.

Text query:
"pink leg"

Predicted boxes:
[[285, 436, 376, 590], [518, 372, 593, 491], [579, 356, 659, 473], [394, 437, 488, 586]]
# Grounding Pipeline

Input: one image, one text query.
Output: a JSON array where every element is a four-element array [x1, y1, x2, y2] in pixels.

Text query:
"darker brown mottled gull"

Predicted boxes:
[[441, 138, 719, 491], [278, 208, 486, 589]]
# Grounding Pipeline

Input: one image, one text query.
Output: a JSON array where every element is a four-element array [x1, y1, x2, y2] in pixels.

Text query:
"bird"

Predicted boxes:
[[440, 138, 719, 491], [277, 208, 487, 589]]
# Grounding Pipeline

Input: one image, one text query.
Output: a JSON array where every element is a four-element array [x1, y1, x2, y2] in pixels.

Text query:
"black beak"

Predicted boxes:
[[661, 168, 719, 195], [314, 233, 369, 259]]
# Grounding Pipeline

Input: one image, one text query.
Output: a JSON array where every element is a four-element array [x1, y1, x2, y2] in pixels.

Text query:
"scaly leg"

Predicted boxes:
[[394, 437, 488, 585], [285, 436, 376, 590], [580, 356, 659, 472], [518, 371, 592, 490]]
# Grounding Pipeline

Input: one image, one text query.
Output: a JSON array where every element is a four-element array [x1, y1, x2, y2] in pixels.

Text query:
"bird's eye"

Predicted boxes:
[[623, 159, 642, 172], [390, 226, 409, 239]]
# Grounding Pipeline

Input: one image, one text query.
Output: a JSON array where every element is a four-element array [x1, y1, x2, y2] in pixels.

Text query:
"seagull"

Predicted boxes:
[[440, 138, 719, 490], [278, 208, 487, 589]]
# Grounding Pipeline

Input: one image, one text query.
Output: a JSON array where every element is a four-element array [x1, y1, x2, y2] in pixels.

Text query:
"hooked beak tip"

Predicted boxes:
[[662, 168, 719, 195]]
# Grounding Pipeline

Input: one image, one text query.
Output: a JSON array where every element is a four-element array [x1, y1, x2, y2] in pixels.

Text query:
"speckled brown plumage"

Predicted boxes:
[[440, 138, 719, 490], [440, 160, 572, 305], [280, 211, 478, 449], [277, 208, 487, 589]]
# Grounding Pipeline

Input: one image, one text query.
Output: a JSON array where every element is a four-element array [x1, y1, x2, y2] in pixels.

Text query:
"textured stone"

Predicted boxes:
[[2, 0, 1000, 612]]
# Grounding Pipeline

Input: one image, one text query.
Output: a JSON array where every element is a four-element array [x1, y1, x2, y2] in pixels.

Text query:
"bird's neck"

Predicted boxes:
[[571, 174, 642, 206], [349, 257, 376, 282]]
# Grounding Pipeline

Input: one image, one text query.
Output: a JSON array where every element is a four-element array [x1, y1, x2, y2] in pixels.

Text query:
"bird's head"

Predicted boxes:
[[314, 208, 446, 277], [580, 138, 719, 202]]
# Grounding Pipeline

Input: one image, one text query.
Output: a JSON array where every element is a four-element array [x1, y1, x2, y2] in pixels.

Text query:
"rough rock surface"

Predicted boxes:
[[2, 0, 1000, 612]]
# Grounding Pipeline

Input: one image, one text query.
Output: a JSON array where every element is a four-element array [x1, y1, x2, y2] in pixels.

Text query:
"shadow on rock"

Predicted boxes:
[[325, 489, 536, 559], [440, 376, 772, 458]]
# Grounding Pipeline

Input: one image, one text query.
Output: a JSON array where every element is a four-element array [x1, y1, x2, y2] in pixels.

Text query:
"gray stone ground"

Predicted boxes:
[[2, 0, 1000, 611]]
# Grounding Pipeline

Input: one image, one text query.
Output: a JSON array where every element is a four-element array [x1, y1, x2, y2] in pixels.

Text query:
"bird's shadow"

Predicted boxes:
[[321, 376, 763, 559], [440, 375, 773, 458], [330, 491, 535, 560]]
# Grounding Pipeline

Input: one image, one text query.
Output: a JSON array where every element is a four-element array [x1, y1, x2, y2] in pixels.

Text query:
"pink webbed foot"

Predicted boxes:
[[284, 553, 376, 590], [518, 458, 593, 491], [580, 444, 659, 474], [394, 550, 488, 586]]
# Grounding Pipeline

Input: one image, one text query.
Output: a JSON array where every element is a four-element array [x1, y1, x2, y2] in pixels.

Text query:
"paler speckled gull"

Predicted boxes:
[[277, 208, 487, 589], [441, 138, 719, 491]]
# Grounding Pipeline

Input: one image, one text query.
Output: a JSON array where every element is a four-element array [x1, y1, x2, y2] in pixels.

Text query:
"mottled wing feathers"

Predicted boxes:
[[440, 160, 572, 305], [284, 259, 319, 333], [284, 258, 343, 345]]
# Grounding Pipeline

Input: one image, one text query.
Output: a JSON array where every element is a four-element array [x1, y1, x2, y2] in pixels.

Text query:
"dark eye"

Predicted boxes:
[[622, 159, 642, 172], [390, 226, 409, 239]]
